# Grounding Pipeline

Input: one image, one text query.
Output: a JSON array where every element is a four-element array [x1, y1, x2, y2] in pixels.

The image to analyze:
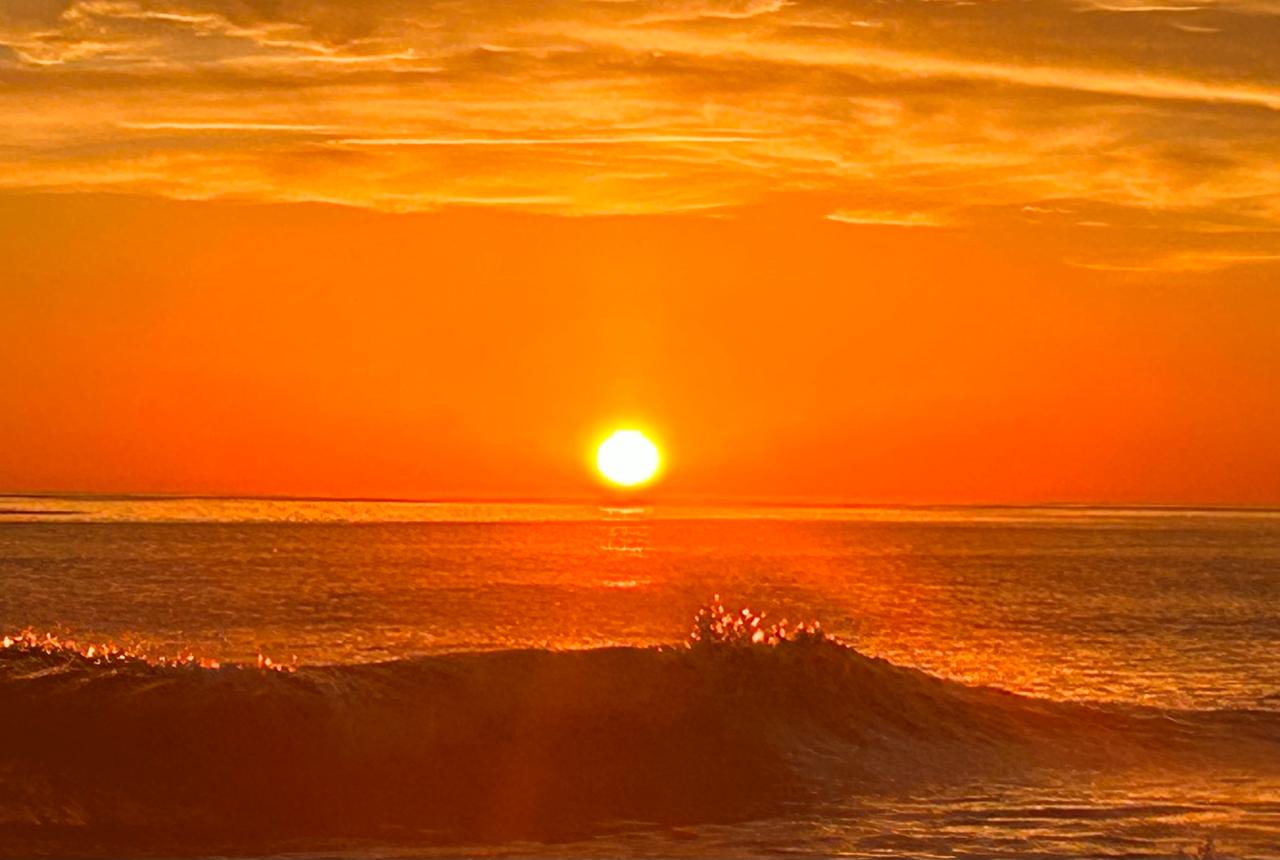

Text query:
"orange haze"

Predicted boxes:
[[3, 192, 1278, 505]]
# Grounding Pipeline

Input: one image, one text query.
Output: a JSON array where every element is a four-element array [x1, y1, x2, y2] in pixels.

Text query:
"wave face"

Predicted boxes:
[[2, 634, 1279, 857]]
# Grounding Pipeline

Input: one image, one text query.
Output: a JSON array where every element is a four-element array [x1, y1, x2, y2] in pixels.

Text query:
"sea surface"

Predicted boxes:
[[2, 496, 1279, 858]]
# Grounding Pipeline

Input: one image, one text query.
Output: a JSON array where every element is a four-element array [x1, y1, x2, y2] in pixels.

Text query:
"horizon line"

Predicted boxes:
[[2, 489, 1278, 514]]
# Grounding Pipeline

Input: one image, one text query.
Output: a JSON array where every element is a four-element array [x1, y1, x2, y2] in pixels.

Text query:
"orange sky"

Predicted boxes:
[[2, 0, 1279, 504]]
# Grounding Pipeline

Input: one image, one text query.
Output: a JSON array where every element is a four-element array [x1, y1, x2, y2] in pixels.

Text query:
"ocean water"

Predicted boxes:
[[2, 497, 1279, 858]]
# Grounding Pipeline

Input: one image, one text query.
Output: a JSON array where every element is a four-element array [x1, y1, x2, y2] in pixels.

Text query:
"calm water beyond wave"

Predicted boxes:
[[2, 497, 1279, 858]]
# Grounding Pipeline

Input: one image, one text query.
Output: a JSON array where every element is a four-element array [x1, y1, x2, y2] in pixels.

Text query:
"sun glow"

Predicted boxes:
[[595, 430, 661, 488]]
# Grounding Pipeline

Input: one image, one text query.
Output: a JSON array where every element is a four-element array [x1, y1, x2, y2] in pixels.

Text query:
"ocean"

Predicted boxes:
[[2, 497, 1278, 858]]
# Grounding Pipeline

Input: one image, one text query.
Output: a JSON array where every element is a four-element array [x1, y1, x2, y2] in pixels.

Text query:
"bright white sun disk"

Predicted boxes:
[[596, 430, 661, 487]]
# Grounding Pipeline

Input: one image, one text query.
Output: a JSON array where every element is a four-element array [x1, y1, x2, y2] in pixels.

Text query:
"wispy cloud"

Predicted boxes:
[[1082, 3, 1206, 12], [333, 134, 765, 146], [122, 121, 338, 132], [564, 24, 1280, 111], [630, 0, 793, 23], [1073, 252, 1280, 272], [827, 209, 948, 228], [0, 0, 1277, 266]]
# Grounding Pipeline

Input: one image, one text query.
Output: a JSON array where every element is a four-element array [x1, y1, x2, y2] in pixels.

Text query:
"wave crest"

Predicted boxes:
[[2, 603, 1278, 857]]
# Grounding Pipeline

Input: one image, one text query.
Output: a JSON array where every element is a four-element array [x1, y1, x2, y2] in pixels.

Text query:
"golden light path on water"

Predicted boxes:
[[2, 496, 1279, 711]]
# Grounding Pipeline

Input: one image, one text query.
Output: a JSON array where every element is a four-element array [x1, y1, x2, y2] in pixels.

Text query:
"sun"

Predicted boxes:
[[595, 429, 661, 488]]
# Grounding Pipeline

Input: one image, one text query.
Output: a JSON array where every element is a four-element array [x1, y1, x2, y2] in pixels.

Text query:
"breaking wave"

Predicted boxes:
[[2, 603, 1278, 857]]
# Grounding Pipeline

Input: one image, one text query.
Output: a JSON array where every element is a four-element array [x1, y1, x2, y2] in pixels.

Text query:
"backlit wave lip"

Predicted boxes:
[[2, 607, 1278, 858]]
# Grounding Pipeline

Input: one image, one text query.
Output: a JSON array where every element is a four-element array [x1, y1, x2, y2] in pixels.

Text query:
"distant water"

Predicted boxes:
[[2, 497, 1279, 858]]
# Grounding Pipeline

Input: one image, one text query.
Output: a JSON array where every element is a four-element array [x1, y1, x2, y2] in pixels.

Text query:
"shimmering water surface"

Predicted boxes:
[[2, 497, 1279, 858]]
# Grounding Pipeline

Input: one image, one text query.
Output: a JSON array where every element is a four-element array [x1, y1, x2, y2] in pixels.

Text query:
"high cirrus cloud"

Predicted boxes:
[[1, 0, 1278, 272]]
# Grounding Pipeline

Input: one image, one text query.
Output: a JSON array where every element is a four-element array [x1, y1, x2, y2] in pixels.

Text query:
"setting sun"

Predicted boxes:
[[5, 0, 1280, 854], [595, 430, 661, 488]]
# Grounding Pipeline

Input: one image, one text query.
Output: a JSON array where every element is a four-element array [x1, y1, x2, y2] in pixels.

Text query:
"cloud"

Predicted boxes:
[[562, 24, 1280, 111], [629, 0, 792, 23], [121, 121, 338, 131], [1081, 3, 1207, 12], [826, 209, 948, 228], [1072, 251, 1280, 272], [0, 0, 1276, 268], [332, 133, 764, 146]]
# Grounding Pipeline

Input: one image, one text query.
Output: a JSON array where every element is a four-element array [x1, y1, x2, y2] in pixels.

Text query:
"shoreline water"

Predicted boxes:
[[3, 503, 1278, 857], [4, 624, 1279, 859]]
